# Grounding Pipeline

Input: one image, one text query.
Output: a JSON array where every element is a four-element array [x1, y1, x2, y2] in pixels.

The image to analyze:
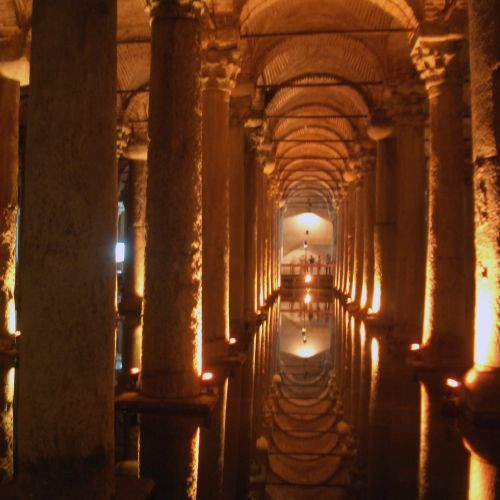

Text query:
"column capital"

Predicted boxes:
[[201, 42, 240, 95], [411, 35, 464, 94], [116, 124, 132, 160], [146, 0, 204, 20], [389, 86, 427, 126]]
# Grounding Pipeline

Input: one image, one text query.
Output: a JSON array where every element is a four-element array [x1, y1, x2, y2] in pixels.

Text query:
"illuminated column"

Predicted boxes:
[[368, 124, 397, 321], [391, 88, 427, 342], [244, 132, 259, 326], [462, 0, 500, 419], [201, 43, 239, 354], [351, 180, 365, 306], [361, 166, 375, 312], [229, 99, 248, 341], [0, 76, 19, 482], [255, 165, 263, 308], [412, 36, 470, 364], [345, 184, 356, 298], [119, 159, 147, 387], [18, 1, 116, 495], [0, 77, 18, 344], [141, 0, 203, 399]]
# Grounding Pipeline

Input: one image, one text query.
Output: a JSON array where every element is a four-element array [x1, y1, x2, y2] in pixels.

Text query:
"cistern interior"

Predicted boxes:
[[0, 0, 500, 498]]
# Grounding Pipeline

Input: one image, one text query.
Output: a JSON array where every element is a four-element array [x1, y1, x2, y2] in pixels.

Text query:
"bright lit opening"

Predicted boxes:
[[115, 242, 125, 263], [130, 367, 140, 375], [201, 372, 214, 382], [446, 378, 460, 389], [410, 343, 421, 351], [297, 212, 321, 228], [229, 337, 237, 345], [297, 345, 316, 358], [304, 292, 312, 304], [7, 299, 16, 334], [304, 273, 312, 284]]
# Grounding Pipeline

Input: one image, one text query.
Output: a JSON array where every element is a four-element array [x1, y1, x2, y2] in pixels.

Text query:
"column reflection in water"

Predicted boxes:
[[418, 380, 468, 500], [468, 450, 499, 500], [0, 366, 14, 481], [198, 378, 228, 499], [139, 416, 200, 499]]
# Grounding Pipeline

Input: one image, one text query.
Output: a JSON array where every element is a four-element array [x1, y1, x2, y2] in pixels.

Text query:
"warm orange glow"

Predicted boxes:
[[468, 450, 497, 500], [229, 337, 237, 345], [304, 273, 312, 284], [369, 337, 380, 421], [7, 299, 16, 334], [130, 367, 140, 375], [419, 383, 430, 496], [446, 378, 460, 389], [201, 372, 214, 382], [186, 427, 200, 500], [304, 292, 312, 304], [360, 285, 367, 309], [410, 343, 421, 351], [195, 299, 202, 377], [474, 285, 496, 366], [372, 281, 381, 314], [360, 321, 366, 347]]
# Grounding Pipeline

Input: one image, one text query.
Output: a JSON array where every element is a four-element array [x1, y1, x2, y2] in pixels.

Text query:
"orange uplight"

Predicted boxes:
[[7, 300, 16, 334], [304, 273, 312, 284], [360, 286, 367, 309], [371, 282, 381, 314], [229, 337, 237, 345], [130, 367, 140, 375], [201, 372, 214, 382], [446, 378, 460, 389], [304, 292, 312, 304], [410, 343, 421, 351]]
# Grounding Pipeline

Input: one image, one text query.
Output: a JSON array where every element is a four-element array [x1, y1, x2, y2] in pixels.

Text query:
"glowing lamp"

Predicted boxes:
[[201, 372, 214, 382], [229, 337, 237, 345], [305, 273, 312, 284], [303, 241, 308, 249], [301, 327, 306, 334], [130, 367, 140, 375], [410, 343, 421, 351], [304, 292, 312, 304], [446, 378, 461, 389], [302, 336, 307, 344], [115, 242, 125, 263]]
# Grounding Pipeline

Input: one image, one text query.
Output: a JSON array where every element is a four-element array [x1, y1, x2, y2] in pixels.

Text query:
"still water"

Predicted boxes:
[[113, 297, 500, 499]]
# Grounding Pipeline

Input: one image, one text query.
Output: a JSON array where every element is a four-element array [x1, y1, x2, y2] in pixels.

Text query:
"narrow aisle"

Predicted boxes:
[[250, 301, 356, 499]]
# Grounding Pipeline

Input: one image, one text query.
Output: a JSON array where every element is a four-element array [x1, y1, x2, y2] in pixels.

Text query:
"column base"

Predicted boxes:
[[461, 368, 500, 425], [116, 390, 218, 419]]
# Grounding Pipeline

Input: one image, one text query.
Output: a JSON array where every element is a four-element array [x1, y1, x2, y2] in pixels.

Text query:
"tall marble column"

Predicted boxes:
[[392, 88, 427, 342], [229, 98, 248, 341], [412, 36, 470, 365], [368, 126, 397, 322], [0, 76, 19, 483], [18, 1, 117, 496], [361, 167, 375, 312], [462, 0, 500, 420], [345, 184, 357, 299], [201, 43, 239, 355], [119, 159, 147, 388], [351, 180, 365, 307], [142, 0, 203, 399], [0, 77, 18, 345]]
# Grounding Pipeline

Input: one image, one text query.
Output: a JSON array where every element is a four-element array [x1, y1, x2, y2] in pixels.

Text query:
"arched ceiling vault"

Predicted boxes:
[[237, 0, 421, 211]]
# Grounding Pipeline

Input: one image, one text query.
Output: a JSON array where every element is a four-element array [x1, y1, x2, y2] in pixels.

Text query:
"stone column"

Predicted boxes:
[[119, 159, 147, 388], [244, 134, 258, 328], [201, 43, 239, 355], [361, 168, 375, 312], [368, 127, 397, 322], [462, 0, 500, 420], [350, 181, 365, 307], [412, 36, 470, 365], [0, 76, 19, 483], [142, 0, 203, 399], [18, 1, 117, 496], [229, 98, 248, 341], [391, 88, 427, 343], [345, 185, 356, 299]]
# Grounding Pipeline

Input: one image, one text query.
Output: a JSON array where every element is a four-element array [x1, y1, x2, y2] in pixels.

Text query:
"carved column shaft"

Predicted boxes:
[[18, 1, 117, 495], [142, 0, 203, 398], [412, 36, 470, 364], [201, 43, 239, 353]]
